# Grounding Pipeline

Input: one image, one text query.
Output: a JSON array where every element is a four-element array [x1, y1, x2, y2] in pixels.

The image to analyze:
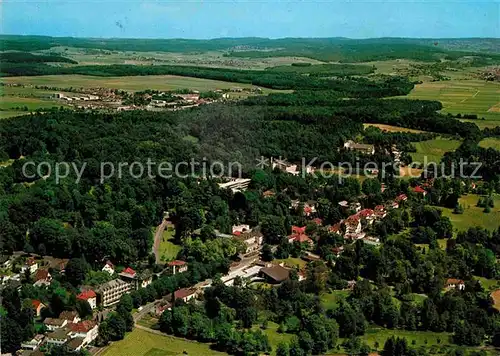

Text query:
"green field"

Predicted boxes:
[[410, 138, 461, 164], [405, 79, 500, 128], [274, 257, 307, 269], [102, 328, 225, 356], [440, 194, 500, 232], [252, 321, 293, 355], [320, 290, 350, 310], [479, 137, 500, 151], [2, 74, 280, 93], [0, 96, 66, 111], [346, 327, 452, 351], [159, 227, 181, 262]]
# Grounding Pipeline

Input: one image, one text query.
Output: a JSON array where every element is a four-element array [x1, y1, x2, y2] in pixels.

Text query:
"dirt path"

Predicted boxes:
[[153, 218, 168, 264]]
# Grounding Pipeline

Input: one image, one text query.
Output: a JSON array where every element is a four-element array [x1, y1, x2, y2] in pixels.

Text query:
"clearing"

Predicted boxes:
[[479, 137, 500, 151], [320, 290, 350, 310], [158, 227, 181, 262], [410, 138, 461, 164], [440, 193, 500, 232], [102, 328, 225, 356]]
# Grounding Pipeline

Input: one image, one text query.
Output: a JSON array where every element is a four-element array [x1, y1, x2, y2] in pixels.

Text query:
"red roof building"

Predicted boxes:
[[77, 290, 96, 300], [395, 194, 408, 202], [69, 320, 97, 333], [413, 186, 427, 195], [168, 260, 186, 267], [312, 218, 323, 225], [121, 267, 136, 276], [291, 226, 306, 235]]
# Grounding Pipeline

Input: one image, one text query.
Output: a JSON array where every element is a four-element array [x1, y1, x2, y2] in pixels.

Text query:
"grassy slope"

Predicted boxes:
[[479, 137, 500, 151], [102, 328, 225, 356], [158, 228, 181, 262], [440, 194, 500, 232]]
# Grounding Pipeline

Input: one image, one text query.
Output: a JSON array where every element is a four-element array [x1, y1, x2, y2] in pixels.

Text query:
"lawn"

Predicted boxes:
[[2, 74, 279, 93], [275, 257, 307, 269], [102, 328, 225, 356], [410, 138, 461, 164], [476, 276, 500, 292], [440, 194, 500, 232], [158, 227, 181, 262], [253, 322, 293, 355], [320, 290, 350, 310], [479, 137, 500, 151]]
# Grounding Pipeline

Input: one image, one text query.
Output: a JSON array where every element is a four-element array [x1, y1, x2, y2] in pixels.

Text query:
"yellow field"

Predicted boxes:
[[1, 74, 278, 93], [364, 123, 426, 133], [479, 137, 500, 150]]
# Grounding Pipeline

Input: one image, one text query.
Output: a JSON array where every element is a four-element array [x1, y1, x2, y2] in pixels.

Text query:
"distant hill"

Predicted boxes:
[[0, 35, 498, 61]]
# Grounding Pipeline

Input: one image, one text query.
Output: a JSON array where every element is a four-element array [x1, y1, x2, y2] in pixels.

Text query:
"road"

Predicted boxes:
[[153, 218, 168, 264]]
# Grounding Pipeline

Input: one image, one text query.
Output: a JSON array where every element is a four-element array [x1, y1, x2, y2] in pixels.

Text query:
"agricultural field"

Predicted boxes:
[[410, 138, 462, 164], [102, 328, 225, 356], [363, 123, 426, 133], [440, 193, 500, 232], [2, 74, 278, 93], [405, 79, 500, 128], [42, 46, 323, 70], [479, 137, 500, 150]]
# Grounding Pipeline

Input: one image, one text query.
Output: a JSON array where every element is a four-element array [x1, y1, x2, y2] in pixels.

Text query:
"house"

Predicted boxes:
[[388, 201, 399, 209], [374, 205, 387, 218], [175, 93, 200, 102], [45, 328, 71, 347], [344, 140, 375, 155], [167, 288, 198, 303], [21, 258, 38, 274], [357, 209, 375, 224], [344, 232, 366, 241], [262, 190, 275, 198], [332, 246, 344, 257], [21, 334, 45, 350], [44, 318, 68, 331], [234, 231, 264, 255], [413, 186, 427, 196], [95, 279, 131, 307], [68, 320, 99, 345], [167, 260, 188, 275], [350, 202, 362, 213], [338, 200, 349, 209], [218, 178, 252, 193], [344, 216, 362, 235], [42, 257, 69, 273], [288, 226, 314, 247], [312, 218, 323, 226], [445, 278, 465, 290], [77, 290, 97, 310], [119, 267, 151, 289], [33, 269, 52, 287], [59, 310, 80, 324], [32, 300, 46, 317], [232, 224, 251, 234], [65, 337, 86, 352], [395, 194, 408, 203], [259, 265, 290, 284], [329, 222, 343, 236], [154, 301, 172, 316], [102, 261, 115, 275], [363, 236, 381, 245]]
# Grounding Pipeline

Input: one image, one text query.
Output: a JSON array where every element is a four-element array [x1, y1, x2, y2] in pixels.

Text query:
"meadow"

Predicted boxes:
[[479, 137, 500, 151], [102, 328, 225, 356], [2, 74, 275, 93], [410, 138, 461, 164], [440, 193, 500, 232]]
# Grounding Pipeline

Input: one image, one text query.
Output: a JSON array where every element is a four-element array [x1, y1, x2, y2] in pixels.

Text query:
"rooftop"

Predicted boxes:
[[260, 265, 290, 283]]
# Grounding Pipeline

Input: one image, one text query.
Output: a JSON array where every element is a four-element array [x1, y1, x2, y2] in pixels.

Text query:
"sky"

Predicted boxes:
[[1, 0, 499, 39]]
